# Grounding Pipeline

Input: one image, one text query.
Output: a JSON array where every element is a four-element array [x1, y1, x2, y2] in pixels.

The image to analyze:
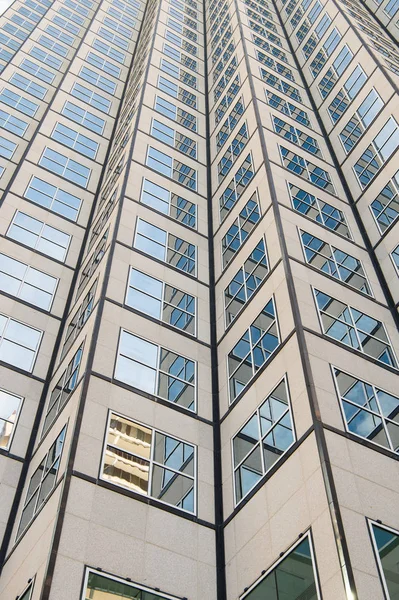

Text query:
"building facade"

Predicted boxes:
[[0, 0, 398, 596]]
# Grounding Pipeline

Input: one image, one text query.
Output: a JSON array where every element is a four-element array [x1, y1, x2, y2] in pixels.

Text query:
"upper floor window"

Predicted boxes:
[[222, 194, 260, 268], [102, 412, 196, 511], [146, 146, 197, 190], [24, 176, 81, 221], [218, 123, 248, 182], [39, 147, 91, 188], [314, 289, 397, 368], [214, 75, 241, 125], [289, 183, 351, 238], [228, 298, 280, 402], [219, 154, 254, 221], [71, 82, 111, 114], [17, 426, 66, 538], [318, 45, 353, 99], [333, 368, 399, 453], [0, 313, 42, 372], [150, 118, 197, 159], [256, 50, 294, 81], [140, 178, 196, 228], [0, 389, 23, 450], [29, 46, 63, 70], [158, 75, 198, 109], [354, 117, 399, 189], [62, 283, 96, 359], [126, 268, 196, 334], [233, 376, 295, 503], [280, 147, 335, 194], [216, 98, 245, 150], [93, 38, 126, 64], [0, 135, 16, 159], [51, 123, 98, 159], [266, 90, 311, 128], [339, 89, 383, 153], [86, 52, 121, 78], [61, 101, 105, 135], [7, 211, 71, 262], [115, 330, 196, 410], [224, 238, 269, 325], [300, 231, 371, 295], [98, 27, 129, 50], [0, 252, 58, 310], [38, 35, 69, 57], [272, 116, 320, 156]]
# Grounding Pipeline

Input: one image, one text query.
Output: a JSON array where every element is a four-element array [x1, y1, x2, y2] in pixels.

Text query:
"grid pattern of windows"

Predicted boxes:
[[219, 154, 254, 221], [300, 231, 371, 295], [0, 389, 23, 450], [146, 146, 197, 190], [272, 116, 320, 156], [339, 89, 383, 153], [354, 117, 399, 189], [217, 123, 248, 182], [224, 238, 269, 325], [7, 211, 70, 262], [260, 68, 302, 101], [150, 118, 197, 158], [140, 178, 196, 228], [126, 268, 196, 334], [222, 195, 260, 268], [115, 330, 196, 410], [0, 253, 58, 310], [280, 147, 335, 193], [266, 90, 311, 127], [289, 184, 351, 238], [233, 377, 295, 502], [328, 65, 367, 124], [334, 368, 399, 453], [18, 427, 66, 537], [102, 412, 196, 512], [228, 298, 280, 402], [314, 289, 397, 368]]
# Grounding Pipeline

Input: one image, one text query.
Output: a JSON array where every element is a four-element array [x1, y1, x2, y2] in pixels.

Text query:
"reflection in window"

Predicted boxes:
[[126, 268, 196, 335], [134, 219, 196, 275], [84, 570, 180, 600], [0, 314, 42, 372], [115, 330, 196, 410], [219, 153, 254, 221], [273, 116, 320, 156], [140, 178, 196, 228], [7, 211, 70, 262], [225, 238, 269, 326], [221, 194, 260, 268], [289, 184, 351, 238], [0, 389, 23, 450], [39, 147, 91, 188], [233, 377, 295, 502], [17, 426, 66, 537], [266, 90, 311, 128], [280, 147, 335, 194], [354, 117, 399, 188], [24, 176, 81, 221], [102, 412, 196, 512], [300, 231, 371, 295], [339, 89, 383, 153], [334, 368, 399, 453], [370, 171, 399, 234], [242, 536, 319, 599], [314, 290, 397, 368], [228, 298, 280, 403], [370, 522, 399, 599]]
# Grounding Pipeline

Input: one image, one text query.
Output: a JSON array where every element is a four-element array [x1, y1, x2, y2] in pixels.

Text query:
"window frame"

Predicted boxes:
[[0, 388, 23, 451]]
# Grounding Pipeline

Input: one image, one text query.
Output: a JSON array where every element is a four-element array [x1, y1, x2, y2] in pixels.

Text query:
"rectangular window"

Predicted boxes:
[[29, 46, 63, 70], [71, 82, 111, 113], [339, 89, 383, 153], [62, 282, 96, 359], [150, 118, 197, 159], [252, 35, 288, 63], [228, 298, 280, 402], [261, 68, 302, 102], [39, 147, 91, 188], [20, 58, 55, 84], [38, 35, 69, 57], [43, 345, 83, 433], [218, 123, 249, 182], [219, 154, 254, 221], [160, 59, 197, 89], [318, 45, 353, 99], [83, 570, 182, 600], [98, 27, 129, 50], [266, 90, 311, 128], [0, 313, 42, 372], [17, 426, 66, 537], [225, 238, 269, 325], [134, 218, 196, 275], [280, 146, 335, 194], [7, 211, 70, 262], [79, 66, 116, 95], [233, 377, 294, 502], [146, 146, 197, 190], [300, 231, 371, 295], [0, 89, 37, 119], [222, 194, 260, 268], [140, 178, 196, 228], [76, 230, 108, 298], [9, 72, 47, 99], [86, 51, 121, 78], [328, 65, 367, 124], [272, 116, 320, 156], [61, 101, 105, 135], [45, 24, 74, 45], [0, 252, 58, 310], [0, 389, 23, 450], [216, 98, 245, 150], [215, 75, 240, 125], [102, 412, 196, 510], [115, 330, 196, 410], [154, 95, 197, 132], [93, 38, 126, 64], [314, 289, 397, 368], [256, 50, 294, 81], [51, 122, 98, 159], [0, 135, 16, 159], [126, 268, 196, 334], [354, 117, 399, 188], [24, 176, 81, 222], [309, 27, 342, 77]]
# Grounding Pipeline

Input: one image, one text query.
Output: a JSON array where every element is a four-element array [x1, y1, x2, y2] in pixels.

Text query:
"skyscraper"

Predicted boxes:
[[0, 0, 398, 595]]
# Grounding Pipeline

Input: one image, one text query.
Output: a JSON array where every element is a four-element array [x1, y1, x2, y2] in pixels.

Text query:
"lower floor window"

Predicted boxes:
[[83, 568, 181, 599], [242, 534, 320, 599], [101, 411, 196, 513], [370, 521, 399, 600]]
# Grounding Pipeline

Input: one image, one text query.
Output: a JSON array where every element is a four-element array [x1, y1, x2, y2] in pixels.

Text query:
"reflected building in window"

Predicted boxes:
[[0, 0, 398, 597]]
